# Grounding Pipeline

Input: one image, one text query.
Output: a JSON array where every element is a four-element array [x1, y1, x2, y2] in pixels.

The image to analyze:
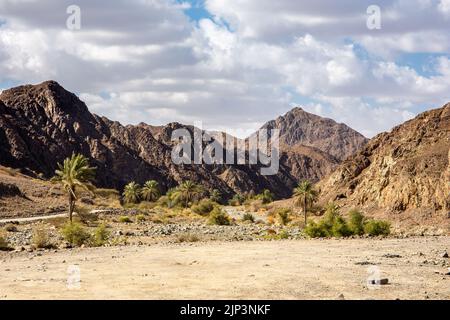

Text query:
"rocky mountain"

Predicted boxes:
[[0, 81, 365, 199], [319, 103, 450, 216], [261, 107, 368, 161]]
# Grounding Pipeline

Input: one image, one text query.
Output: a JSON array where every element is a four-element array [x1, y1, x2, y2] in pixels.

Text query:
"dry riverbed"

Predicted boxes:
[[0, 237, 449, 300]]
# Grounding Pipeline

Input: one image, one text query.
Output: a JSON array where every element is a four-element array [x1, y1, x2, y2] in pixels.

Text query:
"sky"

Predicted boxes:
[[0, 0, 450, 138]]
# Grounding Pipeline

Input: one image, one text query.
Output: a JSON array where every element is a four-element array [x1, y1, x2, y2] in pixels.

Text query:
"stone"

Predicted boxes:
[[382, 254, 402, 258], [368, 278, 389, 285]]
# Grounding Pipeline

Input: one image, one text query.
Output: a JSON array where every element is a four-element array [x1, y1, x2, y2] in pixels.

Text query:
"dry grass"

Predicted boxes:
[[175, 233, 200, 243], [32, 228, 55, 249]]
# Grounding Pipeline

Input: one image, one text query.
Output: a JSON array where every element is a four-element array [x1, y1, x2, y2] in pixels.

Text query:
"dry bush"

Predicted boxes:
[[136, 214, 146, 222], [175, 233, 200, 243], [118, 216, 132, 223], [191, 199, 215, 215], [91, 223, 110, 247], [208, 207, 231, 225], [32, 228, 55, 249], [0, 231, 12, 251], [94, 188, 120, 199]]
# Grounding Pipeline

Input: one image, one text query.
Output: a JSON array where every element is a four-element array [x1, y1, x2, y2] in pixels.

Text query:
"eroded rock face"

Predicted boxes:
[[319, 103, 450, 212], [261, 107, 368, 161], [0, 81, 166, 190], [0, 81, 363, 198]]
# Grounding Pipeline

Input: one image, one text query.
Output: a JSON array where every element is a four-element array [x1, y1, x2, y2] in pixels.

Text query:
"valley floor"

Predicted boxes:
[[0, 237, 449, 300]]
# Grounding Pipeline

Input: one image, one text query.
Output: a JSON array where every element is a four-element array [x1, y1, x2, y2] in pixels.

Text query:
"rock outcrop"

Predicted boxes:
[[319, 103, 450, 214]]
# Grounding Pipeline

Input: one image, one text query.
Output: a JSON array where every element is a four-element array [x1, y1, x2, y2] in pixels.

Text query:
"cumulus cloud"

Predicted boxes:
[[0, 0, 449, 138]]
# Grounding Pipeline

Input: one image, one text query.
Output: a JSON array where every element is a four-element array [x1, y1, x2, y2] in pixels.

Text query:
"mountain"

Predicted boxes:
[[0, 81, 365, 199], [318, 103, 450, 217], [261, 107, 368, 161]]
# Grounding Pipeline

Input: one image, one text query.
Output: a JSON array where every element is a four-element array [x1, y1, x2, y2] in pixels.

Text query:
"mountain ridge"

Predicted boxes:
[[0, 80, 366, 199]]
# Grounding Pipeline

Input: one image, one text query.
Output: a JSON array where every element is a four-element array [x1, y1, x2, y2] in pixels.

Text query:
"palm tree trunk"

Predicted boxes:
[[68, 193, 75, 223], [303, 196, 307, 226]]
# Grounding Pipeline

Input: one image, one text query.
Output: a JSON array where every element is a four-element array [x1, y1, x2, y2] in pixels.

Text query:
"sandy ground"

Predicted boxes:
[[0, 237, 449, 300]]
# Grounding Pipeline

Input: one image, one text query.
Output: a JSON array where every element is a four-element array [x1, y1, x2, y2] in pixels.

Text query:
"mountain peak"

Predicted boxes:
[[261, 106, 368, 161], [0, 80, 89, 116]]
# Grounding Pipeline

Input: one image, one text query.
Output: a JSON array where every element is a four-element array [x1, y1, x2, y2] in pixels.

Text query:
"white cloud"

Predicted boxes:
[[0, 0, 449, 138], [439, 0, 450, 15]]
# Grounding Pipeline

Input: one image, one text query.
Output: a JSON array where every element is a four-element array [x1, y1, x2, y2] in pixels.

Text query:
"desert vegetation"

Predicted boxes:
[[0, 154, 437, 256], [304, 205, 391, 238], [293, 180, 318, 225], [52, 153, 96, 222]]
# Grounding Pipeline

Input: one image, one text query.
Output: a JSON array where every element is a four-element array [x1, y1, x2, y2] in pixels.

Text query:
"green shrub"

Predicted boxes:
[[229, 194, 245, 206], [118, 216, 132, 223], [330, 216, 352, 237], [304, 208, 391, 238], [364, 220, 391, 236], [305, 207, 350, 238], [275, 208, 291, 225], [32, 228, 54, 249], [209, 189, 222, 203], [348, 209, 365, 235], [61, 222, 91, 246], [304, 220, 329, 238], [208, 207, 231, 225], [278, 230, 290, 239], [257, 189, 274, 204], [242, 213, 255, 222], [92, 223, 109, 247], [136, 214, 146, 222], [0, 232, 11, 251], [191, 199, 215, 215]]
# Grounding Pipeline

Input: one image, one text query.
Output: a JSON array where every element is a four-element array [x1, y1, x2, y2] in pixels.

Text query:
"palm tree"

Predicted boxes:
[[141, 180, 160, 202], [52, 153, 96, 222], [174, 181, 203, 207], [259, 189, 274, 204], [293, 180, 318, 226], [123, 182, 141, 204], [209, 189, 222, 203]]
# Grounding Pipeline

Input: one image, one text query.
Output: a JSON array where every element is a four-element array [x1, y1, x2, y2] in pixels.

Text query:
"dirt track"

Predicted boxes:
[[0, 237, 449, 300]]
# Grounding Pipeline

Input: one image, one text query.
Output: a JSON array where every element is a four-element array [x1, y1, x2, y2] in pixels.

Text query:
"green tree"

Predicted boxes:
[[258, 189, 275, 204], [293, 180, 318, 226], [209, 189, 222, 203], [174, 181, 203, 207], [52, 153, 96, 222], [123, 181, 141, 204], [141, 180, 160, 202]]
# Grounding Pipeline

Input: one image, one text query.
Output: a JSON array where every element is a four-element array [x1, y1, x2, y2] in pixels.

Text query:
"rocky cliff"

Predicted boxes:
[[319, 103, 450, 215]]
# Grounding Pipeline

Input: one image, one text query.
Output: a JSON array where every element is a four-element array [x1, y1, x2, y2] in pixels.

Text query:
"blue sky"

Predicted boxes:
[[177, 0, 212, 21], [1, 0, 450, 137]]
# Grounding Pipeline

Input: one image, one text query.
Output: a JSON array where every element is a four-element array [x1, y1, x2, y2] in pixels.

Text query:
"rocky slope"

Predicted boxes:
[[319, 103, 450, 217], [261, 107, 368, 161], [0, 81, 364, 199]]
